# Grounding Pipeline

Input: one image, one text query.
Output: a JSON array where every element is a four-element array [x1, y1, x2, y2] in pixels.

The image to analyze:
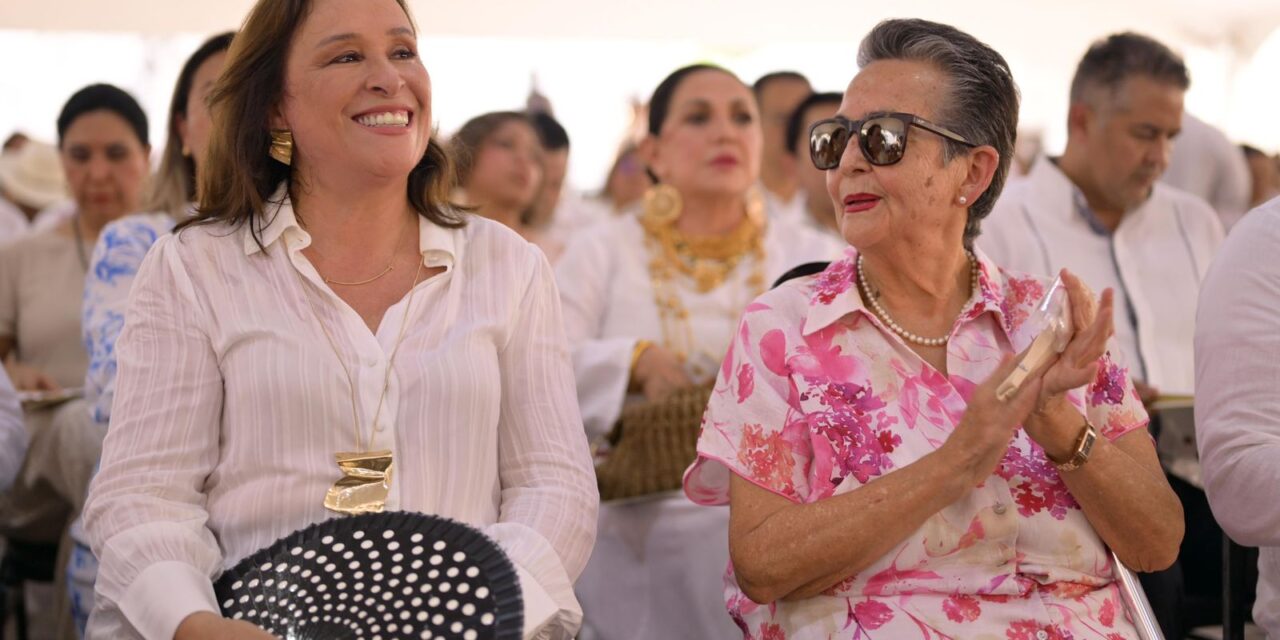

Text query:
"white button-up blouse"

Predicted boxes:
[[83, 197, 598, 640]]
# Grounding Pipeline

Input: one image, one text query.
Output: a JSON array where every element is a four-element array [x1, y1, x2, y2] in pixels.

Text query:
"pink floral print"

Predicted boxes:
[[686, 248, 1149, 639]]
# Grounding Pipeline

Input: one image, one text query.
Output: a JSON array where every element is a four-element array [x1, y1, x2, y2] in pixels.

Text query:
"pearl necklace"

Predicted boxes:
[[856, 251, 979, 347]]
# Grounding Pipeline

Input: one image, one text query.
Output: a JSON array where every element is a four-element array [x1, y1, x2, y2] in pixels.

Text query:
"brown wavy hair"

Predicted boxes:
[[181, 0, 463, 246], [143, 31, 235, 218]]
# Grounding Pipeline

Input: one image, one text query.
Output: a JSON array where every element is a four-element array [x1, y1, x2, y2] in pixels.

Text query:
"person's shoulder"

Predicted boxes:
[[102, 212, 174, 239], [571, 212, 639, 244], [0, 227, 71, 264], [557, 213, 639, 263], [457, 215, 547, 277], [160, 219, 245, 270], [1150, 182, 1223, 228], [752, 253, 855, 325], [768, 219, 844, 262], [98, 213, 176, 252], [1225, 197, 1280, 249], [170, 218, 241, 248], [984, 176, 1041, 245], [1152, 182, 1217, 217]]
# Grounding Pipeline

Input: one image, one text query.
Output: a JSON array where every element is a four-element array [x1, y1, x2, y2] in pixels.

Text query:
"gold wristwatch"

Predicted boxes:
[[1049, 420, 1097, 472]]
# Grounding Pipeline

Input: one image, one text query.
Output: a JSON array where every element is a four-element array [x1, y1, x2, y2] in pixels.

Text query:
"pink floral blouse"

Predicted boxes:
[[684, 247, 1150, 640]]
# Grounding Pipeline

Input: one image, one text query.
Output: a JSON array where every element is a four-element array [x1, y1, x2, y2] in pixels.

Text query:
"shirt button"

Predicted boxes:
[[1036, 631, 1049, 640], [993, 503, 1008, 515]]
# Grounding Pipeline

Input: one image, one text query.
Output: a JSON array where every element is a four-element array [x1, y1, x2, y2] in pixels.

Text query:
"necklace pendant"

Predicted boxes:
[[324, 449, 394, 514], [692, 261, 722, 292]]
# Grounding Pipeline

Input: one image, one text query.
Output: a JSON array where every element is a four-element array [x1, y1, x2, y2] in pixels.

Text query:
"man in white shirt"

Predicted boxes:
[[0, 367, 26, 492], [981, 32, 1222, 403], [1196, 196, 1280, 638], [752, 71, 811, 223], [1162, 112, 1251, 231], [980, 32, 1224, 639]]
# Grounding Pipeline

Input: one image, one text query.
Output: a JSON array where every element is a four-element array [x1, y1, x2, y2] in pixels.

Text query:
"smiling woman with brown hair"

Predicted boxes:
[[81, 1, 597, 638]]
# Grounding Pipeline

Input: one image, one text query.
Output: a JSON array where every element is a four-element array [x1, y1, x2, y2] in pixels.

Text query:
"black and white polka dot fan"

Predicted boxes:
[[213, 511, 523, 640]]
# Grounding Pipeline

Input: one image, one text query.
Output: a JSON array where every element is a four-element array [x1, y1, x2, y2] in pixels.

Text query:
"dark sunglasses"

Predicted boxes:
[[808, 112, 976, 170]]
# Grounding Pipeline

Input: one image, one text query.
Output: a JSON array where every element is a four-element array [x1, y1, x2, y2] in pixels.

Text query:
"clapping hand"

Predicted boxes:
[[1033, 269, 1115, 411]]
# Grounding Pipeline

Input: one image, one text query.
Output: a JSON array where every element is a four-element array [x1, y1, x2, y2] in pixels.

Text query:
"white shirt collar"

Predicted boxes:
[[242, 185, 460, 270]]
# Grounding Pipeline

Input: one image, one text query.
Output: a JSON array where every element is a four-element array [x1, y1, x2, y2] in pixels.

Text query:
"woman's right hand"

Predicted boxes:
[[4, 361, 60, 392], [943, 355, 1045, 486], [631, 344, 694, 402], [173, 612, 277, 640]]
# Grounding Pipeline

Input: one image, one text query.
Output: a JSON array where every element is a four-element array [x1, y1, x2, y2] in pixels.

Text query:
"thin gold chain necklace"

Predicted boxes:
[[318, 215, 413, 287], [296, 244, 425, 514]]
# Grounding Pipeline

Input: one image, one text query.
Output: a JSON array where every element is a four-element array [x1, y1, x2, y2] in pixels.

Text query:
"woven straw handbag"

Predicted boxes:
[[595, 382, 715, 502]]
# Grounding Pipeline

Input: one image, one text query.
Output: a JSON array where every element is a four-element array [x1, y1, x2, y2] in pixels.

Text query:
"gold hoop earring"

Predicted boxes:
[[642, 184, 682, 226], [269, 130, 294, 166]]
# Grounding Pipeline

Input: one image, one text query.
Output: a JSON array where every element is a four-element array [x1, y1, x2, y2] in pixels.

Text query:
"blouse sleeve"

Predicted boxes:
[[82, 234, 225, 640], [484, 244, 598, 639], [1195, 205, 1280, 547], [0, 367, 25, 492], [553, 228, 634, 441], [685, 295, 813, 506], [1081, 345, 1150, 442], [83, 218, 168, 430]]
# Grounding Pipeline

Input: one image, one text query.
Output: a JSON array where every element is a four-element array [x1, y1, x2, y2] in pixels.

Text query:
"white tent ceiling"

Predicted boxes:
[[3, 0, 1278, 53]]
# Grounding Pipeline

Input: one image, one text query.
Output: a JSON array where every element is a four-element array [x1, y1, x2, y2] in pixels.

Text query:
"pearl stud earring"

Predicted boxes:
[[958, 195, 968, 205]]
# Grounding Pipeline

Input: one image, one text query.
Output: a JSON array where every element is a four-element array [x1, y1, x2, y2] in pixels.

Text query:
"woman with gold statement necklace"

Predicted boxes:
[[555, 64, 842, 640], [82, 1, 596, 638]]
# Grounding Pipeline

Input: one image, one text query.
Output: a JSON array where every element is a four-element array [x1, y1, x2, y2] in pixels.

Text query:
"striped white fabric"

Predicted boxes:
[[0, 366, 24, 492], [82, 198, 597, 640]]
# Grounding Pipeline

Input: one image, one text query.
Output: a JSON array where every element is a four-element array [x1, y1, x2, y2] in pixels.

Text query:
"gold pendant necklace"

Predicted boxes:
[[296, 230, 425, 515], [326, 449, 396, 514]]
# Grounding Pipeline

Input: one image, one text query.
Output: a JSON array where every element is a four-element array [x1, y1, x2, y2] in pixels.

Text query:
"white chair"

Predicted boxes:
[[1114, 550, 1165, 640]]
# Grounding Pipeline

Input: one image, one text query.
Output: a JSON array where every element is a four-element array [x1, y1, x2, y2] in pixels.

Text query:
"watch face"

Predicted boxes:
[[1056, 422, 1098, 472], [1079, 427, 1097, 458]]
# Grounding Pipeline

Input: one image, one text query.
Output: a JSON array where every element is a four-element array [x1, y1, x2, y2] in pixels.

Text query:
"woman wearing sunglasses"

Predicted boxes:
[[683, 19, 1183, 639]]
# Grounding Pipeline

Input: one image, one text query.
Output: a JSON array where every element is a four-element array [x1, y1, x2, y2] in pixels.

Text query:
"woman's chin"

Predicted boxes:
[[340, 154, 422, 182], [838, 218, 886, 249]]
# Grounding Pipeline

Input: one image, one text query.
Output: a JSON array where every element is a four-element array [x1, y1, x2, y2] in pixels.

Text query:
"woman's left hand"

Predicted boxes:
[[1035, 269, 1115, 411]]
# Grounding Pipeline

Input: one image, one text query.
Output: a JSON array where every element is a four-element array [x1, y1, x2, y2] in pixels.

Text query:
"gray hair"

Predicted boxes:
[[1069, 32, 1189, 107], [858, 19, 1020, 250]]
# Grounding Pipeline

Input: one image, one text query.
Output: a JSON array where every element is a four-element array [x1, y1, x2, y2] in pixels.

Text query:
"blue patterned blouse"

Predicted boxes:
[[82, 212, 177, 430]]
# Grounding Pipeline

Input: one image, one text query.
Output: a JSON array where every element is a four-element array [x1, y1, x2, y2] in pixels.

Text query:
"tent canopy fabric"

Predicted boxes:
[[3, 0, 1278, 55]]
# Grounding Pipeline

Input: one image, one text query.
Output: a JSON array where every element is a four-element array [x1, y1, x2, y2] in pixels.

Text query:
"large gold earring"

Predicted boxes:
[[642, 184, 682, 226], [269, 130, 294, 166]]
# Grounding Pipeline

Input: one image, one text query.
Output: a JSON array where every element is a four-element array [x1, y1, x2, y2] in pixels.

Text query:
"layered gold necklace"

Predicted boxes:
[[640, 185, 767, 377]]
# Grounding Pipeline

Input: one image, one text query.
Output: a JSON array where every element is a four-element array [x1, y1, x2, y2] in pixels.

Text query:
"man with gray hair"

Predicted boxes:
[[981, 32, 1225, 638]]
